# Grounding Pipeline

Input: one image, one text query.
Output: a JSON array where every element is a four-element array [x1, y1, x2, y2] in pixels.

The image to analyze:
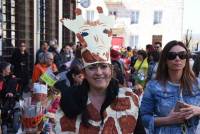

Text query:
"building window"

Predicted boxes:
[[1, 0, 34, 69], [105, 0, 122, 3], [152, 35, 162, 45], [153, 10, 162, 24], [130, 35, 139, 49], [109, 10, 117, 16], [86, 10, 94, 22], [40, 0, 46, 42], [130, 11, 139, 24]]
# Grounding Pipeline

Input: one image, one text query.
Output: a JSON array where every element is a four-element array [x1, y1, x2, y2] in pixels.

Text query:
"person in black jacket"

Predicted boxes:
[[55, 63, 84, 94], [0, 62, 18, 98], [0, 62, 19, 133], [192, 53, 200, 77], [11, 42, 29, 93]]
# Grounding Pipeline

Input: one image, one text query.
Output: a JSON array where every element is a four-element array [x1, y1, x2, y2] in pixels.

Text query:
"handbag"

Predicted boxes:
[[132, 60, 145, 84]]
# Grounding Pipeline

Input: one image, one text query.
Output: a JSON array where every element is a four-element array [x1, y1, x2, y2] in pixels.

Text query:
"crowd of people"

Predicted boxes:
[[1, 6, 200, 134], [1, 39, 200, 134]]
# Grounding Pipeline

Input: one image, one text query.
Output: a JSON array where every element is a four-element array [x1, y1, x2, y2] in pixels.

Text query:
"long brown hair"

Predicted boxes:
[[155, 40, 196, 93]]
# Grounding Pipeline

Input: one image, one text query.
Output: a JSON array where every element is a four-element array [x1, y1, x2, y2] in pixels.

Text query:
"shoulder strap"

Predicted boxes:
[[136, 59, 144, 72], [0, 81, 4, 91]]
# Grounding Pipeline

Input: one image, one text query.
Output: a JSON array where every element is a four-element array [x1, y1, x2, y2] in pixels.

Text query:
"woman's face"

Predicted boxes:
[[72, 73, 84, 85], [84, 63, 112, 91], [46, 55, 54, 66], [32, 93, 47, 102], [42, 43, 49, 52], [137, 54, 143, 61], [166, 45, 187, 71], [63, 45, 72, 53], [3, 65, 11, 76], [19, 43, 26, 52]]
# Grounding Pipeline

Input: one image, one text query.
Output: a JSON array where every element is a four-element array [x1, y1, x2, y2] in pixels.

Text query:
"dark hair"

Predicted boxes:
[[67, 64, 83, 86], [146, 44, 152, 49], [70, 64, 82, 75], [68, 42, 74, 47], [146, 44, 155, 53], [40, 41, 48, 47], [18, 42, 26, 47], [155, 40, 196, 93], [154, 42, 162, 47], [60, 42, 74, 53], [112, 60, 125, 85], [193, 54, 200, 77], [137, 50, 147, 59], [74, 47, 82, 59], [127, 46, 132, 51], [149, 51, 160, 62], [60, 78, 119, 126], [0, 62, 11, 74]]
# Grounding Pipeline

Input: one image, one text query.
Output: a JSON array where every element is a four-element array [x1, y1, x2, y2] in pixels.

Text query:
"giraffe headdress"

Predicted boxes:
[[61, 6, 115, 67]]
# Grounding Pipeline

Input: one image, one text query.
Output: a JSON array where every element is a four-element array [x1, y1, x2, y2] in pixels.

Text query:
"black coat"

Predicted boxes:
[[11, 48, 29, 79], [11, 49, 29, 91], [193, 55, 200, 77], [56, 79, 146, 133], [0, 74, 18, 100]]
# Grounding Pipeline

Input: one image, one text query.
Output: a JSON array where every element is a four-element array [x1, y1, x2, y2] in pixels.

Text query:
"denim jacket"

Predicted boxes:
[[140, 79, 200, 134]]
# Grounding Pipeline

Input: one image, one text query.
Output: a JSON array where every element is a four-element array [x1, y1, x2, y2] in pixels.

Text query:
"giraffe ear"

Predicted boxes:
[[61, 15, 85, 33], [76, 33, 87, 47]]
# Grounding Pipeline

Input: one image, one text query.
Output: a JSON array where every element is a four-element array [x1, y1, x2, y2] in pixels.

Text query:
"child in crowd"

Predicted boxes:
[[22, 81, 60, 134]]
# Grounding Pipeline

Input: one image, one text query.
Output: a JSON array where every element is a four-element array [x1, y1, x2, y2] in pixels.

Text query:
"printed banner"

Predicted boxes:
[[40, 68, 57, 87]]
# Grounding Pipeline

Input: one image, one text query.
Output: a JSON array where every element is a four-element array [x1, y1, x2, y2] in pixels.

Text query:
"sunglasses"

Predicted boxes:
[[86, 63, 110, 71], [167, 51, 188, 60], [155, 46, 160, 49]]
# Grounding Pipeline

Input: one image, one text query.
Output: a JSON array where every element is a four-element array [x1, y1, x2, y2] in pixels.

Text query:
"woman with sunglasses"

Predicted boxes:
[[140, 40, 200, 134]]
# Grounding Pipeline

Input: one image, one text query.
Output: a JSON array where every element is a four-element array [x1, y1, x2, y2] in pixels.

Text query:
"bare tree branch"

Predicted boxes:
[[185, 29, 192, 48]]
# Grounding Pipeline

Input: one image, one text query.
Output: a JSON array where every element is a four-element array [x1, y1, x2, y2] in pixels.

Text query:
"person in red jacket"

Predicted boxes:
[[0, 62, 20, 133], [32, 52, 58, 83], [0, 62, 18, 101]]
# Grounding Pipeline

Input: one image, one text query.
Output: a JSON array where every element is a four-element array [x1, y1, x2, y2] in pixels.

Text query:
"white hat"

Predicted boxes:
[[33, 83, 48, 94], [61, 6, 115, 67]]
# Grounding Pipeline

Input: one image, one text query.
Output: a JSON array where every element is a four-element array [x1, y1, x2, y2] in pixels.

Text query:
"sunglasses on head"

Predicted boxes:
[[167, 51, 188, 60]]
